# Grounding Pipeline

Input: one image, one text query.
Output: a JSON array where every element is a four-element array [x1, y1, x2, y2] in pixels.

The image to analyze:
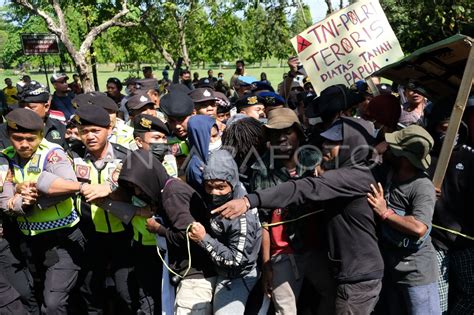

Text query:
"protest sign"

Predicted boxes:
[[290, 0, 403, 93]]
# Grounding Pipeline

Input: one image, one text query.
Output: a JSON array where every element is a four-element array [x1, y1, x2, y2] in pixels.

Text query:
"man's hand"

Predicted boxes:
[[18, 182, 38, 206], [435, 187, 442, 200], [188, 222, 206, 242], [81, 183, 111, 202], [16, 181, 37, 195], [145, 217, 161, 233], [367, 183, 388, 217], [211, 198, 248, 219], [262, 263, 273, 298], [374, 141, 389, 155]]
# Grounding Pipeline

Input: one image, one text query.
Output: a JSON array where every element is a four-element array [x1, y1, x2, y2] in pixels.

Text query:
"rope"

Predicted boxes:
[[432, 224, 474, 241], [260, 209, 474, 242], [156, 223, 193, 279], [261, 209, 325, 228]]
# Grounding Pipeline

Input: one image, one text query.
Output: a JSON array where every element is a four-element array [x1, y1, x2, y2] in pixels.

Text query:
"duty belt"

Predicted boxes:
[[18, 210, 78, 232]]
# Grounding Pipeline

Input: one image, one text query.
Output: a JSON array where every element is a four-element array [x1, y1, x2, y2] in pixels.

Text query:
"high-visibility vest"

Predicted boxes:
[[3, 139, 78, 236], [74, 151, 126, 234]]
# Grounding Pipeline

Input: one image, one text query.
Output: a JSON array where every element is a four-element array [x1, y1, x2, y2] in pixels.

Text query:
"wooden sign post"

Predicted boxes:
[[432, 45, 474, 189]]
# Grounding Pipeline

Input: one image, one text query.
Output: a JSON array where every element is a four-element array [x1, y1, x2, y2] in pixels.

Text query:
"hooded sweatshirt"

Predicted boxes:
[[200, 150, 262, 278], [246, 117, 384, 284], [119, 150, 215, 278], [186, 115, 218, 195]]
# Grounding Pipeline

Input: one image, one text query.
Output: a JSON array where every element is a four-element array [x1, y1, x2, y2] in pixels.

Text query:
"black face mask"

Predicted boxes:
[[205, 191, 233, 210], [67, 138, 83, 148], [183, 79, 192, 85], [149, 143, 168, 162]]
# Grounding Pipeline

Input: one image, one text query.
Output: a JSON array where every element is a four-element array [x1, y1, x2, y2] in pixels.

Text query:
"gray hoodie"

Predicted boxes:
[[200, 150, 262, 278]]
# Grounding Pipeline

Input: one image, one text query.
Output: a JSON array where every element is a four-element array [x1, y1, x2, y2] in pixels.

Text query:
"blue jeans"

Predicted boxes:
[[213, 268, 259, 315], [387, 282, 441, 315], [405, 283, 441, 314]]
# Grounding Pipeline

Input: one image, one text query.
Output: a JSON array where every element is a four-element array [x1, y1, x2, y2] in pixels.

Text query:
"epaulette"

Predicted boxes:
[[112, 143, 130, 160]]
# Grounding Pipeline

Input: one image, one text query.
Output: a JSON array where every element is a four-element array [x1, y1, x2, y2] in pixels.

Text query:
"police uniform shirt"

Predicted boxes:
[[0, 140, 77, 212]]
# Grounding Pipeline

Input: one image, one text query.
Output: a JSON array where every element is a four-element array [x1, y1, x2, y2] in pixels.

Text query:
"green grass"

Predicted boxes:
[[0, 64, 289, 92]]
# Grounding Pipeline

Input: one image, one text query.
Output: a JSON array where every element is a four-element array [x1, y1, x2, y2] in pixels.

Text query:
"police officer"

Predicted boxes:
[[0, 108, 85, 314], [131, 113, 177, 314], [0, 82, 67, 149], [0, 154, 38, 314], [72, 103, 134, 313], [72, 92, 136, 151]]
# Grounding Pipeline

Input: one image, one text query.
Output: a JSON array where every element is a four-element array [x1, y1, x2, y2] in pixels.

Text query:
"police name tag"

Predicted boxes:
[[27, 154, 41, 173]]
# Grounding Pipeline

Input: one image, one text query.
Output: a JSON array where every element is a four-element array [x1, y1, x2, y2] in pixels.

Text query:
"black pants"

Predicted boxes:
[[79, 231, 134, 314], [335, 279, 382, 315], [0, 237, 38, 314], [132, 242, 163, 315], [28, 226, 85, 315]]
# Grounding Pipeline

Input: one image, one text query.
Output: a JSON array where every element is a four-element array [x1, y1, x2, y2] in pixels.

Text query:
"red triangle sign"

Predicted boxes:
[[297, 35, 312, 53]]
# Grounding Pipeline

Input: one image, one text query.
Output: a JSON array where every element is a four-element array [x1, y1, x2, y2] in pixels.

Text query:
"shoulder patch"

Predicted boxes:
[[47, 150, 63, 164]]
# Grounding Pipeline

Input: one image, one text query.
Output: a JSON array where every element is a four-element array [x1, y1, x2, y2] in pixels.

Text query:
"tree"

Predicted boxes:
[[11, 0, 137, 91], [381, 0, 473, 53]]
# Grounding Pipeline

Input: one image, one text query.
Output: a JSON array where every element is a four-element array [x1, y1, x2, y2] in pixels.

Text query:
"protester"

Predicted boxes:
[[214, 117, 384, 315], [189, 149, 262, 315], [427, 100, 474, 314], [369, 125, 440, 314], [251, 108, 335, 314], [119, 149, 216, 315], [50, 73, 75, 119], [185, 115, 221, 195], [399, 81, 429, 127]]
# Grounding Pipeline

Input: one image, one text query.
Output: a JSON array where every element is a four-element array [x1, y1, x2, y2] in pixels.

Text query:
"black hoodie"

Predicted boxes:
[[247, 117, 384, 283], [119, 150, 215, 278]]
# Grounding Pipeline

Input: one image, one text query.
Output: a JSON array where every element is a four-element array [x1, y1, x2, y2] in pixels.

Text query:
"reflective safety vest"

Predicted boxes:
[[109, 119, 137, 151], [74, 154, 125, 234], [131, 216, 156, 246], [130, 156, 177, 246], [3, 139, 78, 236]]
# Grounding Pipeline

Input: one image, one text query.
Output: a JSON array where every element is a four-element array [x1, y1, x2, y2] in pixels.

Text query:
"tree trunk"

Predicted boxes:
[[177, 18, 190, 67], [74, 54, 94, 92]]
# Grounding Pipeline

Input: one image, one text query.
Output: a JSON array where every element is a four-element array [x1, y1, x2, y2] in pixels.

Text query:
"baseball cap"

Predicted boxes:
[[320, 120, 343, 142], [385, 125, 434, 170], [18, 82, 50, 103], [50, 73, 69, 84]]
